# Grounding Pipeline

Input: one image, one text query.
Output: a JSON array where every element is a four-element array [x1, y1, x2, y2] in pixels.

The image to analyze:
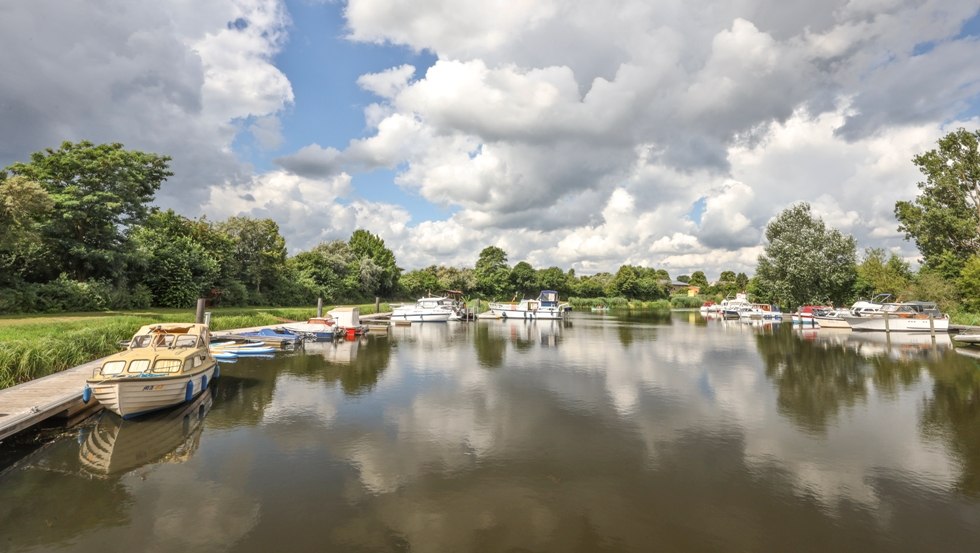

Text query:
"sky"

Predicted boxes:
[[1, 0, 979, 279]]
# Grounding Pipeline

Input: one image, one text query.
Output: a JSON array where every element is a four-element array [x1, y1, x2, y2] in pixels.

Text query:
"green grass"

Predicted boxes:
[[0, 304, 386, 389]]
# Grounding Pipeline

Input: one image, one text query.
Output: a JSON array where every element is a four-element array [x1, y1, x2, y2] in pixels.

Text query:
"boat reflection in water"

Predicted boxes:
[[79, 388, 213, 477], [487, 318, 569, 347], [807, 329, 953, 361]]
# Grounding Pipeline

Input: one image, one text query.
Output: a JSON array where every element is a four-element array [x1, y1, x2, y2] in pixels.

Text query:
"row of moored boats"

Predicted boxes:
[[700, 293, 949, 332]]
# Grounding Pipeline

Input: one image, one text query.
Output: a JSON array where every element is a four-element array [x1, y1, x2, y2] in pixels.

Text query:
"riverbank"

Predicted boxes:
[[0, 305, 388, 389]]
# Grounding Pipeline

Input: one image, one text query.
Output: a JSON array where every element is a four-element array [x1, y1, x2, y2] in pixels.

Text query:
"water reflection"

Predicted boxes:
[[3, 314, 980, 552], [80, 389, 212, 476]]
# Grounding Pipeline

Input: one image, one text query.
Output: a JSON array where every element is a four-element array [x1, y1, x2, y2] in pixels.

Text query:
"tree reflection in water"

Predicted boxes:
[[922, 351, 980, 496], [288, 336, 392, 396]]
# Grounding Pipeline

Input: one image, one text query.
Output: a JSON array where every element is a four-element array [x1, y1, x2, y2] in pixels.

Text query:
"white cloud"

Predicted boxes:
[[3, 0, 979, 277]]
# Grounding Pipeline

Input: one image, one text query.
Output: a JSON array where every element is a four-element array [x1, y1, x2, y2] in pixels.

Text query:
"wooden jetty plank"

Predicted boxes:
[[0, 358, 104, 442]]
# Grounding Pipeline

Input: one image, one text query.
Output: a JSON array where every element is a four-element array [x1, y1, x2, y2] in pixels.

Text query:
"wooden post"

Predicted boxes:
[[317, 297, 323, 318], [375, 296, 380, 313], [195, 298, 206, 324], [929, 315, 935, 337], [884, 312, 890, 333]]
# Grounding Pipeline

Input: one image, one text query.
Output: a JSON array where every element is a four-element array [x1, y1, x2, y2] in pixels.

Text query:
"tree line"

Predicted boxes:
[[1, 129, 978, 314]]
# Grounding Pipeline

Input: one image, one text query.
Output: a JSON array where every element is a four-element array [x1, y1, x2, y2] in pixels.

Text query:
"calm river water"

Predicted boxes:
[[2, 312, 980, 552]]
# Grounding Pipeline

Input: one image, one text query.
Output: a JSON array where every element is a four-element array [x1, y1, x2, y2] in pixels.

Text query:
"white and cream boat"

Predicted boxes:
[[83, 323, 219, 419]]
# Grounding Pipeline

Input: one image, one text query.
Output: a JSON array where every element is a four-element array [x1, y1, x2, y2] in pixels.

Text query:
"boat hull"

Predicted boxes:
[[389, 310, 452, 322], [281, 323, 335, 340], [813, 316, 850, 329], [849, 316, 948, 332], [489, 305, 568, 320], [87, 363, 217, 419]]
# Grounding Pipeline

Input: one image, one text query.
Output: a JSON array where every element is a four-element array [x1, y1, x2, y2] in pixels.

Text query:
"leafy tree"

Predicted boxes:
[[291, 240, 356, 302], [613, 265, 641, 298], [735, 272, 749, 290], [689, 271, 709, 288], [510, 261, 537, 297], [677, 274, 691, 283], [399, 266, 441, 298], [0, 176, 54, 285], [754, 203, 857, 309], [575, 273, 610, 297], [436, 266, 476, 293], [959, 256, 980, 312], [719, 270, 736, 283], [2, 141, 171, 281], [217, 216, 287, 296], [130, 210, 220, 307], [475, 246, 510, 299], [854, 248, 912, 299], [895, 128, 980, 279], [348, 229, 400, 297], [536, 266, 569, 296]]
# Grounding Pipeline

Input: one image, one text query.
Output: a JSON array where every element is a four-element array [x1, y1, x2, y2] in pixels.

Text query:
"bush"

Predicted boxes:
[[670, 295, 704, 308]]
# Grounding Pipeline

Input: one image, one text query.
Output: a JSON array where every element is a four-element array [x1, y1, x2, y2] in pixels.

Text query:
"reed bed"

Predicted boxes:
[[0, 305, 376, 389]]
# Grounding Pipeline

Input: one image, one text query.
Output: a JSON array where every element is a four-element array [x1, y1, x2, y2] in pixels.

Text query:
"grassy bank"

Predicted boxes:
[[0, 304, 386, 390]]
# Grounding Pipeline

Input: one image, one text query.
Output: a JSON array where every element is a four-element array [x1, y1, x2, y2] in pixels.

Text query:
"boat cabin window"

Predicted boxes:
[[101, 360, 126, 375], [131, 335, 153, 348], [154, 334, 175, 347], [174, 335, 198, 348], [126, 359, 151, 374], [152, 359, 182, 373]]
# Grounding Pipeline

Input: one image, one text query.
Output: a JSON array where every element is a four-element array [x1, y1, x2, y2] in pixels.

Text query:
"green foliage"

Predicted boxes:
[[670, 295, 705, 308], [2, 141, 171, 282], [510, 261, 537, 297], [130, 210, 221, 308], [895, 128, 980, 279], [754, 203, 857, 309], [536, 267, 569, 296], [218, 216, 287, 295], [689, 271, 708, 287], [348, 229, 400, 297], [475, 246, 511, 299], [0, 176, 54, 286], [959, 255, 980, 313], [399, 266, 441, 298], [854, 248, 912, 299], [908, 269, 958, 312]]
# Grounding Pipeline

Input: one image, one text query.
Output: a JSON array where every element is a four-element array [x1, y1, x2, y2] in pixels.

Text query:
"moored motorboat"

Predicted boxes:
[[227, 327, 304, 347], [846, 301, 948, 332], [282, 316, 336, 340], [84, 323, 218, 420], [489, 290, 570, 320], [812, 310, 851, 329], [391, 296, 455, 322]]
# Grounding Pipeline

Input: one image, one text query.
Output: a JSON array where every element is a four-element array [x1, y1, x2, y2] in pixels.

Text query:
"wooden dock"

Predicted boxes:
[[0, 358, 104, 442]]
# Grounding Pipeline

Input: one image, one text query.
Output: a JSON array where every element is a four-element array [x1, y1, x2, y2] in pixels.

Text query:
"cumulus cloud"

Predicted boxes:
[[0, 0, 293, 210], [3, 0, 978, 277]]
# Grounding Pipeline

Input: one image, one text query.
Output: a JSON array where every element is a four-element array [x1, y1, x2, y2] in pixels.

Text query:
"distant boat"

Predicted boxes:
[[84, 323, 218, 419], [591, 305, 609, 312], [391, 296, 455, 322], [489, 290, 571, 320]]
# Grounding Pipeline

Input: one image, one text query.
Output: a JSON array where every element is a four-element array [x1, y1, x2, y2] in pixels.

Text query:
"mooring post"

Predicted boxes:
[[375, 296, 380, 313], [317, 297, 323, 318], [884, 312, 890, 333], [195, 298, 206, 324], [929, 315, 935, 337]]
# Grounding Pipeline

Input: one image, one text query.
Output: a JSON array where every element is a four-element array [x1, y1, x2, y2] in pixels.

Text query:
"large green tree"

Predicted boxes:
[[754, 203, 857, 309], [0, 176, 54, 285], [348, 229, 400, 298], [475, 246, 511, 299], [510, 261, 537, 297], [217, 216, 287, 296], [2, 141, 172, 281], [854, 248, 912, 300], [291, 240, 356, 301], [131, 210, 221, 307], [895, 128, 980, 279]]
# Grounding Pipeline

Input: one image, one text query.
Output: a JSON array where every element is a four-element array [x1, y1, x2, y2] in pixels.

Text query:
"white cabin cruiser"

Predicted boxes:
[[489, 290, 571, 320]]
